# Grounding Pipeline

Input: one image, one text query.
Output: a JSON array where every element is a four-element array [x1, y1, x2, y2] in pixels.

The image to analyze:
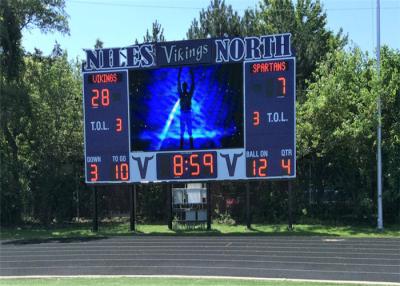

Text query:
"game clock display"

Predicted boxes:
[[157, 152, 217, 180], [82, 34, 296, 183]]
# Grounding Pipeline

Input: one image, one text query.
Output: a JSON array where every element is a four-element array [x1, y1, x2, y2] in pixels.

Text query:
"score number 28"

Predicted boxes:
[[91, 88, 110, 107]]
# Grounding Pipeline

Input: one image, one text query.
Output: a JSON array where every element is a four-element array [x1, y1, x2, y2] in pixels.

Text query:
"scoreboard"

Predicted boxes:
[[83, 33, 296, 184]]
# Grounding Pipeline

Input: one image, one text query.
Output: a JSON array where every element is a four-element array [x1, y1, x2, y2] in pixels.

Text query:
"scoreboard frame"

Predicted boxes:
[[82, 34, 296, 184], [83, 69, 132, 184], [243, 57, 296, 181]]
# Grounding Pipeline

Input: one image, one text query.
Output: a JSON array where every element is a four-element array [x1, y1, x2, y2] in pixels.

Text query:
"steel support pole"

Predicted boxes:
[[376, 0, 383, 231], [246, 182, 251, 229], [167, 184, 172, 230], [129, 185, 136, 232], [288, 181, 293, 231], [92, 186, 98, 232], [207, 183, 211, 230]]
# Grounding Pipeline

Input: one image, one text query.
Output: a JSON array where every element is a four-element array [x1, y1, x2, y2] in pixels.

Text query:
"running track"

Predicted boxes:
[[1, 236, 399, 283]]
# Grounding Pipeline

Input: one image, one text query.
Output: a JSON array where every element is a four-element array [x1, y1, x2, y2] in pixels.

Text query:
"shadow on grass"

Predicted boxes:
[[2, 221, 398, 241], [131, 226, 340, 237], [2, 236, 108, 245]]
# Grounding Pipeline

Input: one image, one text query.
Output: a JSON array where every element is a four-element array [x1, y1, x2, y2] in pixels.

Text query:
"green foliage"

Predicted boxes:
[[215, 210, 236, 225], [0, 0, 398, 227], [379, 47, 400, 223], [0, 0, 70, 225], [143, 20, 165, 43], [187, 0, 242, 39], [255, 0, 347, 100], [136, 185, 167, 223], [298, 48, 376, 211], [297, 47, 400, 223], [21, 51, 83, 224], [94, 38, 103, 49], [12, 0, 69, 34], [0, 0, 24, 80]]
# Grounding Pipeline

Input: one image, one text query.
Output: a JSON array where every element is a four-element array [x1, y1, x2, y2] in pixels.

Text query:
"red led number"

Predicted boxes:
[[281, 159, 291, 175], [173, 153, 214, 177], [91, 89, 99, 107], [173, 155, 184, 176], [253, 111, 260, 126], [203, 154, 214, 174], [91, 88, 110, 107], [101, 88, 110, 106], [189, 154, 200, 176], [252, 159, 267, 177], [89, 164, 98, 181], [115, 163, 129, 181], [277, 77, 286, 96], [116, 118, 122, 132]]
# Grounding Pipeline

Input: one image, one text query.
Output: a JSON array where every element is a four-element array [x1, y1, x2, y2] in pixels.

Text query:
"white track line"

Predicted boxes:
[[0, 275, 398, 286], [2, 248, 398, 258], [3, 239, 399, 246], [1, 252, 398, 262], [2, 240, 399, 248], [0, 265, 399, 276], [1, 244, 397, 252], [0, 257, 399, 268]]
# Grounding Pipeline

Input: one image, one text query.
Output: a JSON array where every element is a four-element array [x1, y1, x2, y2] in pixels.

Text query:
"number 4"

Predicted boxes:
[[281, 159, 291, 175]]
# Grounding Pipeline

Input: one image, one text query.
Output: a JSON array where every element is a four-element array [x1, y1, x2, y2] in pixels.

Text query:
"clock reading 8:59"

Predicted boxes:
[[156, 152, 218, 180]]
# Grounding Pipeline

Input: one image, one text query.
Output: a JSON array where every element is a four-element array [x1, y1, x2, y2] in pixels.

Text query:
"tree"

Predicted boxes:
[[241, 8, 258, 36], [255, 0, 347, 101], [143, 20, 165, 43], [296, 47, 400, 224], [0, 0, 27, 224], [379, 47, 400, 223], [21, 49, 82, 224], [12, 0, 69, 34], [187, 0, 241, 39], [0, 0, 69, 225], [94, 38, 103, 49]]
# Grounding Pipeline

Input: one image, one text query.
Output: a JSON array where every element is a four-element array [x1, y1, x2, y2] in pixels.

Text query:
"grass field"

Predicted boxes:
[[0, 277, 390, 286], [1, 220, 399, 240]]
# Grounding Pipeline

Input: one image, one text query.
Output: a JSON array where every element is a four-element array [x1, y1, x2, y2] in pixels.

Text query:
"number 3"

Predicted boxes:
[[253, 111, 260, 126]]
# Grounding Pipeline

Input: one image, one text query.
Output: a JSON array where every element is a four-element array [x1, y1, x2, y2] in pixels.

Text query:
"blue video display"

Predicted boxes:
[[129, 64, 243, 151]]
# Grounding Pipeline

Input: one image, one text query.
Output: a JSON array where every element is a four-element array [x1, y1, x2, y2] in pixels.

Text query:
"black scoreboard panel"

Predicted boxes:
[[245, 59, 295, 178], [82, 34, 296, 183], [83, 71, 130, 183]]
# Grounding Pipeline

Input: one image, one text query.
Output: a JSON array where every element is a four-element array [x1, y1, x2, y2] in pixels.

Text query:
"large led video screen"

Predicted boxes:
[[129, 63, 243, 152]]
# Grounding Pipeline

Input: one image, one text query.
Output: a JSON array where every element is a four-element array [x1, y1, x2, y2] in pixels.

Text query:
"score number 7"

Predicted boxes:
[[277, 77, 286, 96]]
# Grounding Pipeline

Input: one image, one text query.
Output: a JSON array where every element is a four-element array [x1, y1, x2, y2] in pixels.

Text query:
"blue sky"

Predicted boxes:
[[22, 0, 400, 59]]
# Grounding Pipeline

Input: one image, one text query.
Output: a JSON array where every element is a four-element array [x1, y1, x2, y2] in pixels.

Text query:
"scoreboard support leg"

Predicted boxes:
[[288, 181, 293, 231], [92, 186, 99, 232], [246, 182, 251, 229], [129, 185, 136, 232], [167, 184, 173, 230], [206, 183, 211, 230]]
